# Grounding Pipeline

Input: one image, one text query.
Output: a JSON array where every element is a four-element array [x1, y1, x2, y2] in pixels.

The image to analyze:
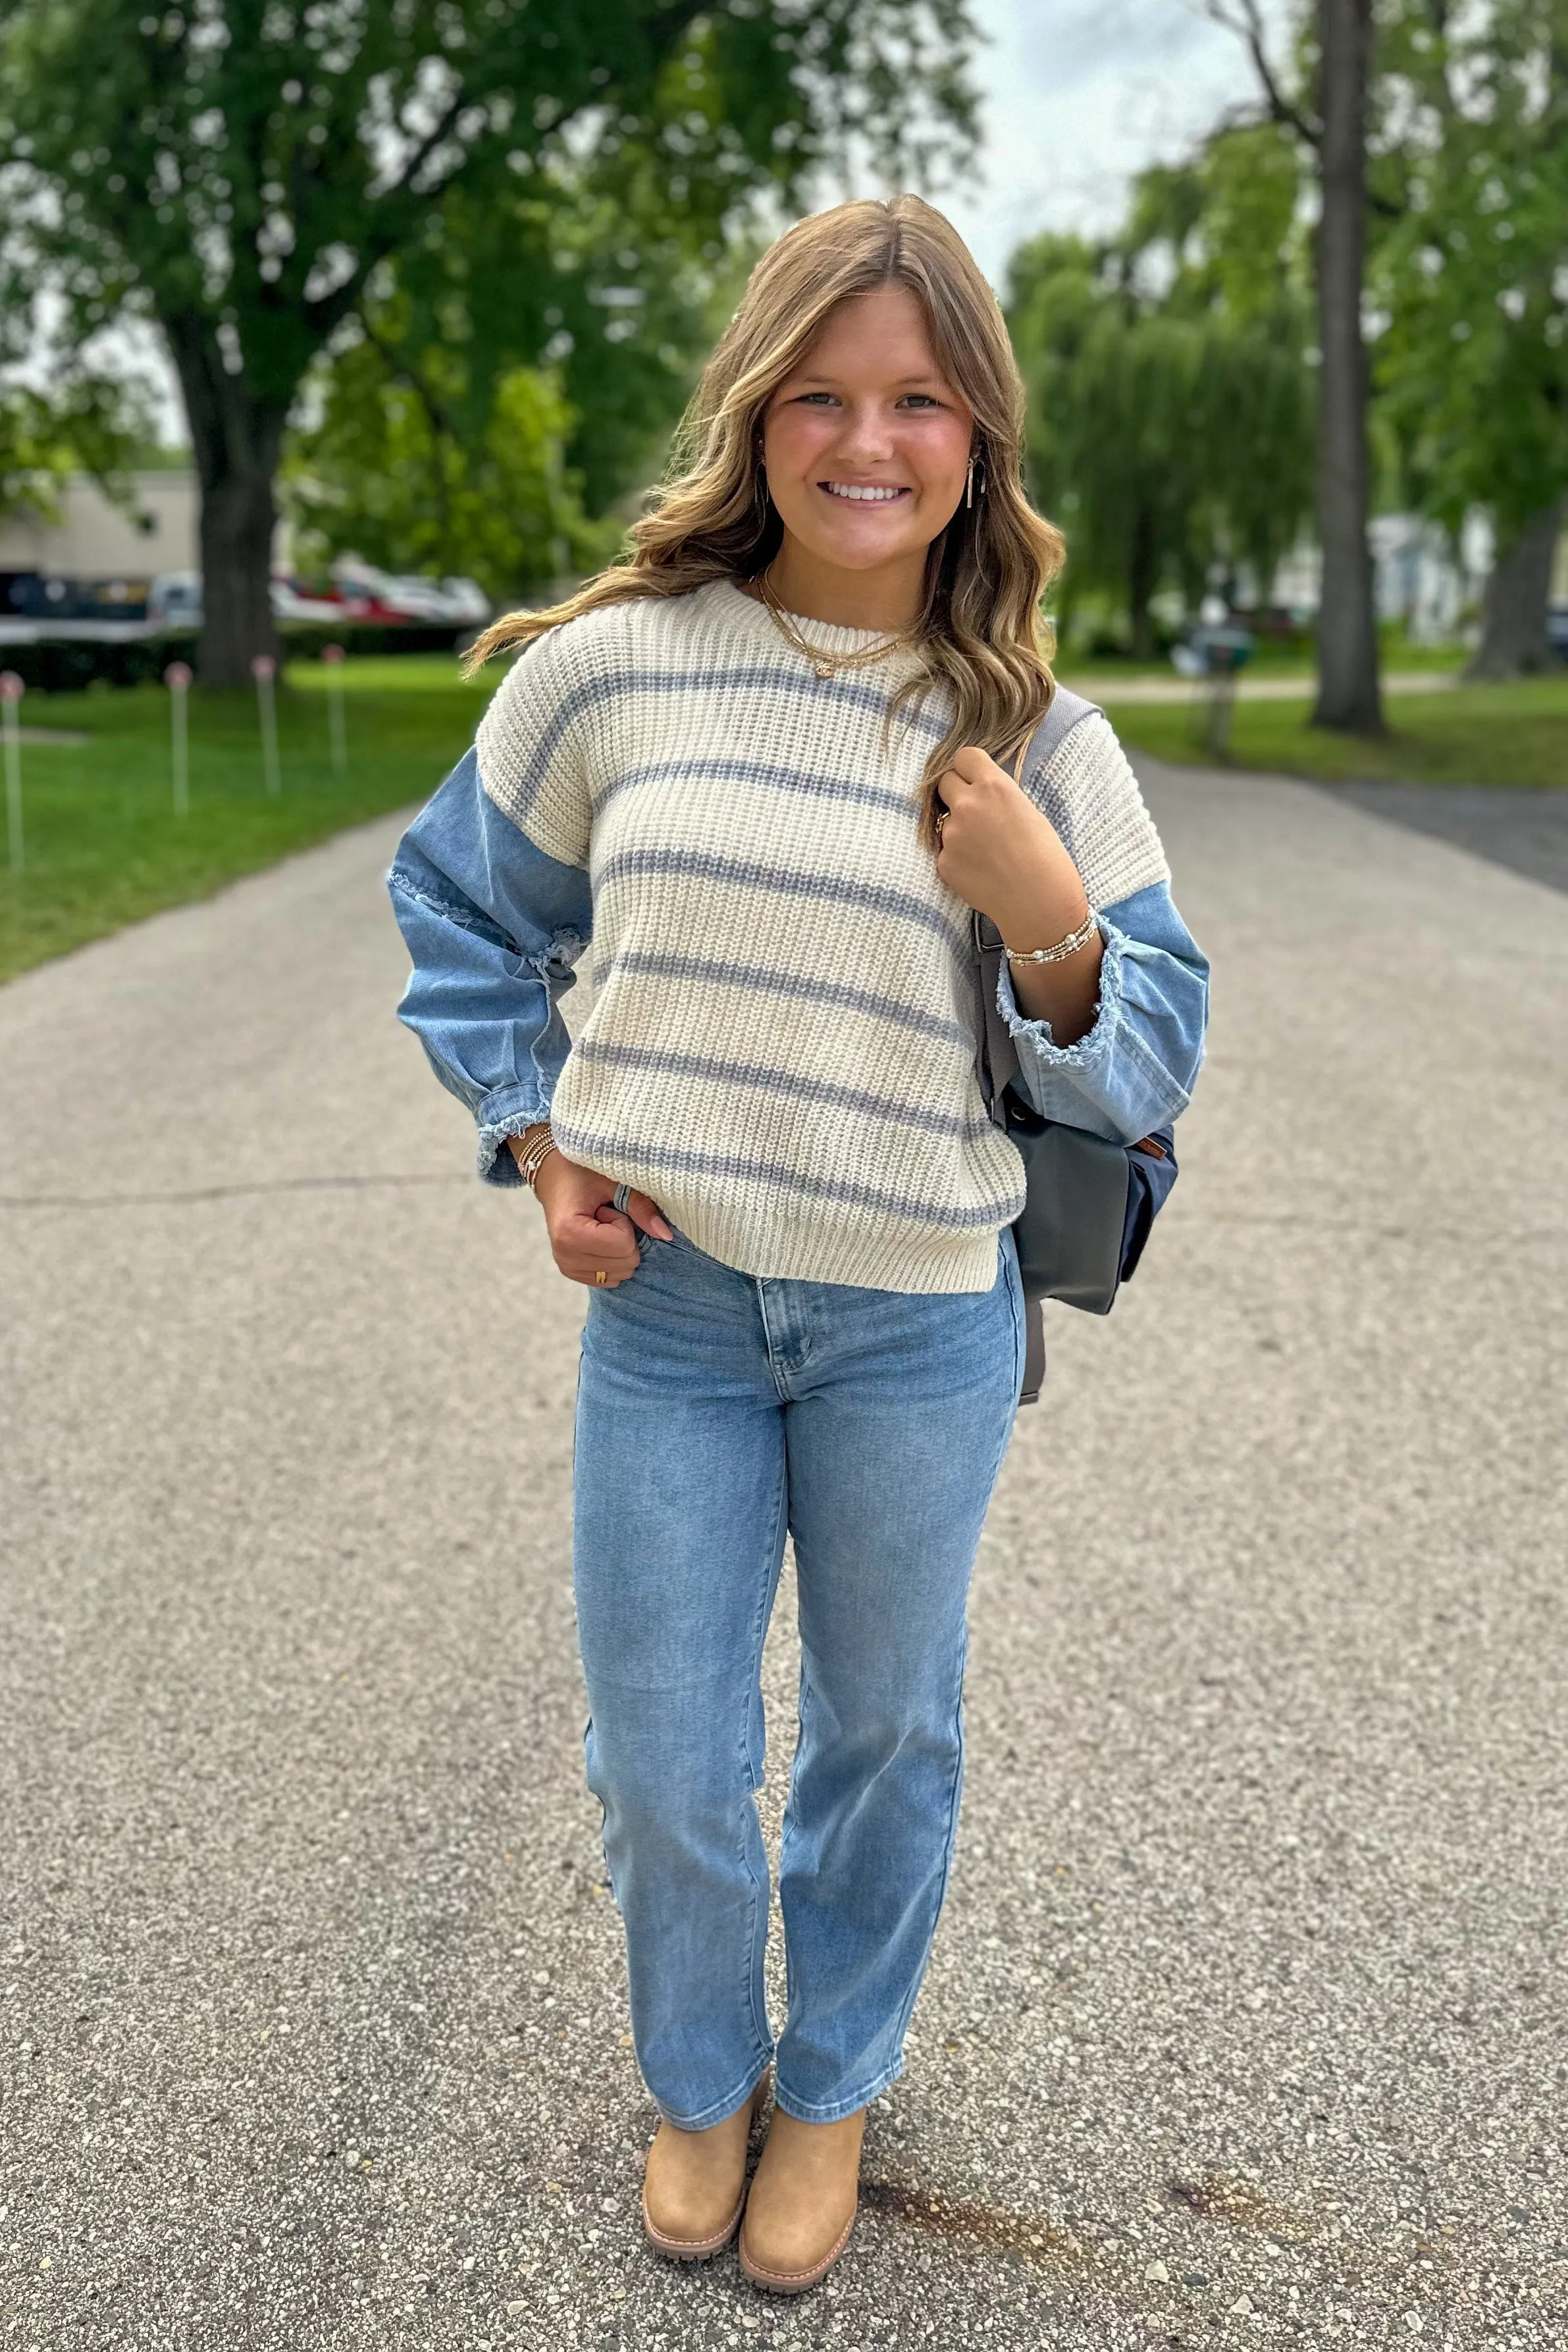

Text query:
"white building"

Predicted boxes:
[[0, 468, 200, 578], [0, 468, 290, 581], [1267, 512, 1497, 642]]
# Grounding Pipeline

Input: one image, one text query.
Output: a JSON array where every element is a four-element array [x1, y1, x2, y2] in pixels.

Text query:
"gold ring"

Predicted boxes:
[[595, 1269, 608, 1285]]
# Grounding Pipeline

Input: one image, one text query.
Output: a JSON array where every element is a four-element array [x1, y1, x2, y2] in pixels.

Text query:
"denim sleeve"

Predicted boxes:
[[997, 880, 1209, 1143], [387, 745, 592, 1185]]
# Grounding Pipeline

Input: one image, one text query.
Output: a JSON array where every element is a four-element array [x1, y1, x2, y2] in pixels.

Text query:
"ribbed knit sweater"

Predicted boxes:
[[473, 577, 1170, 1293]]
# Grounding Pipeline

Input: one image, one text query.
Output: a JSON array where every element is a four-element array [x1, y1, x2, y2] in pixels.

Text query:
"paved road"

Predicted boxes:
[[1324, 783, 1568, 899], [3, 760, 1565, 2352]]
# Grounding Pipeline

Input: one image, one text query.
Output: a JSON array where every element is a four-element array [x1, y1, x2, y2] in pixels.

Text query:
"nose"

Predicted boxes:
[[830, 400, 899, 465]]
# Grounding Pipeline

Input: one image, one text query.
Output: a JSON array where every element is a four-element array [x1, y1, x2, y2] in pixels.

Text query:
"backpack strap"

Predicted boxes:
[[1013, 683, 1103, 793], [970, 687, 1102, 1411], [1020, 1295, 1046, 1405]]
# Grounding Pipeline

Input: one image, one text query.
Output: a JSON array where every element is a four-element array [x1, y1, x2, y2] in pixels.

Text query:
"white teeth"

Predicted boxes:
[[823, 483, 904, 502]]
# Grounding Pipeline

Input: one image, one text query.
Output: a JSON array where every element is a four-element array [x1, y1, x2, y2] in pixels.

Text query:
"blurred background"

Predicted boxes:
[[0, 0, 1562, 980]]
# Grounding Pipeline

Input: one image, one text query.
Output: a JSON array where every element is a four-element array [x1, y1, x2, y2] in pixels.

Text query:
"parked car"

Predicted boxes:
[[3, 563, 492, 658], [148, 572, 203, 629], [1548, 607, 1568, 662], [2, 569, 45, 615], [155, 569, 492, 628], [269, 575, 345, 623], [326, 562, 490, 626], [438, 575, 492, 625], [4, 573, 155, 623], [1226, 604, 1309, 641]]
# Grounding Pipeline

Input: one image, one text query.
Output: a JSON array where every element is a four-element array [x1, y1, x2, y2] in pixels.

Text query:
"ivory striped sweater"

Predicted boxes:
[[473, 578, 1170, 1293]]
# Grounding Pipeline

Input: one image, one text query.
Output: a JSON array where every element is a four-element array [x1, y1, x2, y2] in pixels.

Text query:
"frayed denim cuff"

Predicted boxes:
[[477, 1086, 552, 1186], [995, 918, 1124, 1070]]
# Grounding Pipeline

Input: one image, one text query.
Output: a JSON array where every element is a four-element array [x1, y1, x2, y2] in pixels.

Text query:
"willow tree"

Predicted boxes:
[[1008, 130, 1315, 659], [0, 0, 975, 684]]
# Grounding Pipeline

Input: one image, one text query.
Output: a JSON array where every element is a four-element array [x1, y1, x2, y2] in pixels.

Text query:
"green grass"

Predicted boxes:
[[1103, 674, 1568, 789], [0, 655, 492, 983], [1060, 627, 1472, 687]]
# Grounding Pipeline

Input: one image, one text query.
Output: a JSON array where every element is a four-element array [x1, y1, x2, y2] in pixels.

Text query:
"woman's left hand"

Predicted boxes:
[[933, 745, 1104, 1044], [933, 746, 1079, 939]]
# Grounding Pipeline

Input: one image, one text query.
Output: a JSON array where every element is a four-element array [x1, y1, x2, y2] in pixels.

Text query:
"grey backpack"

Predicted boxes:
[[970, 690, 1178, 1405]]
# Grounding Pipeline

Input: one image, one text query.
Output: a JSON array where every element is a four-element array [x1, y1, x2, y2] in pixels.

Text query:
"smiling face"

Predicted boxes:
[[759, 283, 975, 612]]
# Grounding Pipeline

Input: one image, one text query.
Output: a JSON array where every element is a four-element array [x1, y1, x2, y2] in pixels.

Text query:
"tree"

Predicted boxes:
[[284, 136, 752, 598], [0, 375, 147, 528], [284, 161, 755, 600], [1312, 0, 1383, 726], [1007, 130, 1315, 658], [1376, 0, 1568, 677], [0, 1, 976, 684], [1205, 0, 1385, 733], [1, 272, 151, 525], [284, 339, 617, 602]]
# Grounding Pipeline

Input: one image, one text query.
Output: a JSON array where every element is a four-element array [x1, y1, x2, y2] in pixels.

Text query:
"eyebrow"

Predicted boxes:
[[787, 371, 950, 388]]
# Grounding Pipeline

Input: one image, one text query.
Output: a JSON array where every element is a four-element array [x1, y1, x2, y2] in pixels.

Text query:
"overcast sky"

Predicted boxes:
[[937, 0, 1274, 292]]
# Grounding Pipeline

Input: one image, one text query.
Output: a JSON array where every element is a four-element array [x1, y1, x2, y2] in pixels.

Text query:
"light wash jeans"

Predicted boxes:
[[572, 1218, 1025, 2130]]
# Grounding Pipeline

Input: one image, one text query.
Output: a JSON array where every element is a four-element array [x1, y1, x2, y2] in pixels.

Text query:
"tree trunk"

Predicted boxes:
[[1464, 498, 1567, 680], [1311, 0, 1383, 734], [162, 312, 292, 689]]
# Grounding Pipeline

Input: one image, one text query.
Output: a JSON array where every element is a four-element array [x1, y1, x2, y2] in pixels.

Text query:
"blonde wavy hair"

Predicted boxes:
[[465, 194, 1064, 848]]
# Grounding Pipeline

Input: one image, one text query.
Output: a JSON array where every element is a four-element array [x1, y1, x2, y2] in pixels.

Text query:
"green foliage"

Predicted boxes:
[[0, 0, 977, 673], [284, 336, 619, 602], [278, 112, 766, 592], [0, 373, 149, 526], [1374, 0, 1568, 541], [1126, 123, 1305, 327], [0, 0, 977, 422], [1007, 126, 1315, 652], [286, 136, 758, 589]]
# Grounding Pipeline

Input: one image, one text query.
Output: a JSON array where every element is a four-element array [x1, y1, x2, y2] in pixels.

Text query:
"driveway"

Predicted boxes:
[[2, 757, 1564, 2349]]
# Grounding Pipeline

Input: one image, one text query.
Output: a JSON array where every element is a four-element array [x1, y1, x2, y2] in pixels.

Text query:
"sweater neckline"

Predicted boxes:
[[704, 577, 929, 680]]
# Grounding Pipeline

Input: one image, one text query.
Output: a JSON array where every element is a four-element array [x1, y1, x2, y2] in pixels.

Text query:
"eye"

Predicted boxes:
[[897, 393, 943, 409], [794, 391, 839, 406]]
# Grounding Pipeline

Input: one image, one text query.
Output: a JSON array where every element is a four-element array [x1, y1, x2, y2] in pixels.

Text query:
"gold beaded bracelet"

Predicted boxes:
[[511, 1124, 558, 1190], [1002, 908, 1100, 965]]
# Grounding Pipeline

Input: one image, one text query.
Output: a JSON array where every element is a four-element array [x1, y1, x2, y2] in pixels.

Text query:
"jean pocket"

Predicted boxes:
[[638, 1213, 686, 1254]]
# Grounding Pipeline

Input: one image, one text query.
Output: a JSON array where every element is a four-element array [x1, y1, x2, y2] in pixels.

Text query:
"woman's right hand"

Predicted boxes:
[[521, 1142, 674, 1288]]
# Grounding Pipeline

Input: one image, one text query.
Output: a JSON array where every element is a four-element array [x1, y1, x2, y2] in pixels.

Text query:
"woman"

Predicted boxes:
[[388, 196, 1207, 2295]]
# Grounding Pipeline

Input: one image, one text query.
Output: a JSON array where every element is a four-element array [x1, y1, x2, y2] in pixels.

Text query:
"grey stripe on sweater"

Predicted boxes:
[[498, 661, 945, 834], [573, 1035, 992, 1140], [606, 949, 970, 1048], [592, 754, 914, 823], [593, 847, 970, 957]]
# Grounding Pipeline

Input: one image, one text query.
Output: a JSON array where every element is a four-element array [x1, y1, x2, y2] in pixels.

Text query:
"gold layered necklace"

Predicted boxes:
[[754, 565, 915, 680]]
